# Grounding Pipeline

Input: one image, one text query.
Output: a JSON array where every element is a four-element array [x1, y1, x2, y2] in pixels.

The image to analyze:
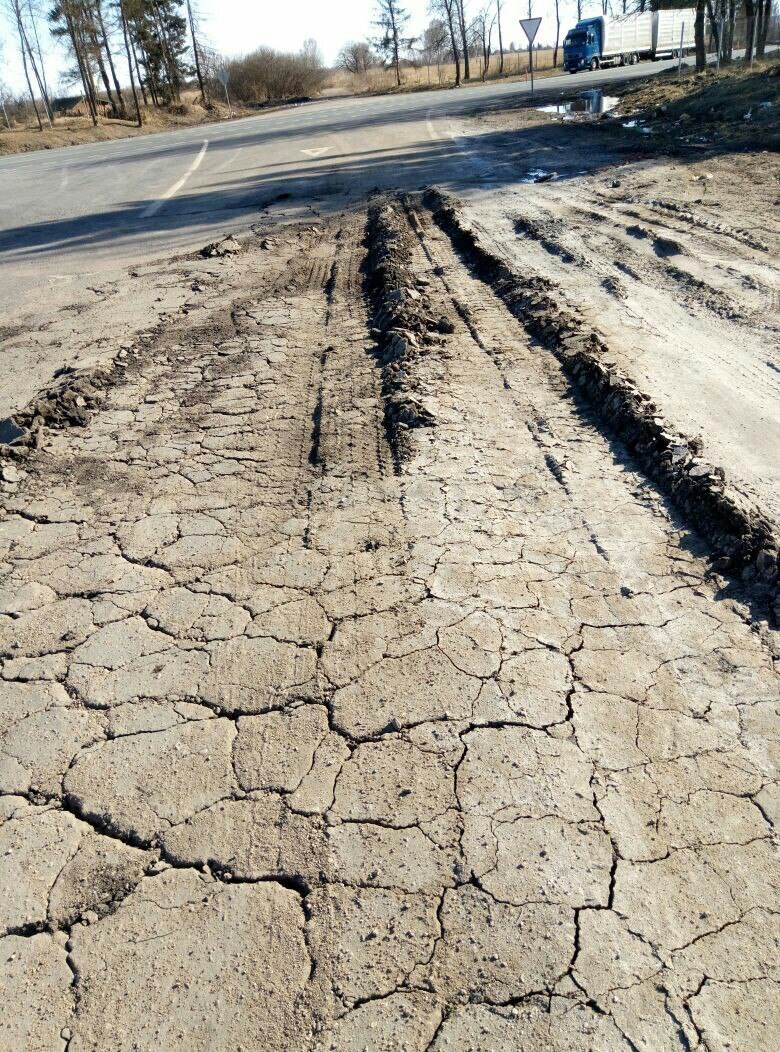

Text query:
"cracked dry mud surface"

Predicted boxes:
[[1, 202, 778, 1052]]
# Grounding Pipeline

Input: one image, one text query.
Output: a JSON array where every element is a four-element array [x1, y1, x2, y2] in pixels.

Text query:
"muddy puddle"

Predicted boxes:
[[537, 90, 619, 116]]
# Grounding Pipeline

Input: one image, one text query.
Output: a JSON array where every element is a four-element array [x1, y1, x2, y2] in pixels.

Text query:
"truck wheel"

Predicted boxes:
[[632, 53, 639, 64], [589, 58, 599, 71]]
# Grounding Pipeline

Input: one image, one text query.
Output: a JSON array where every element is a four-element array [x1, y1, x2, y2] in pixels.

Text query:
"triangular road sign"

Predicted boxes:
[[519, 17, 542, 45]]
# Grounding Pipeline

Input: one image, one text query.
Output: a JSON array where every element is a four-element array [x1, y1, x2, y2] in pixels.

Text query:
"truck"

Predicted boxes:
[[563, 10, 696, 73]]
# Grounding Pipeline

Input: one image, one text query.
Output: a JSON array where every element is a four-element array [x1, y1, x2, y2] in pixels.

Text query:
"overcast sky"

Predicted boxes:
[[2, 0, 577, 96]]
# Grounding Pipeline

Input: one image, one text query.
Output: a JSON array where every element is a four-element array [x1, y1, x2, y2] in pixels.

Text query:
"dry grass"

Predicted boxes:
[[0, 91, 251, 157], [1, 50, 566, 157], [326, 48, 562, 95]]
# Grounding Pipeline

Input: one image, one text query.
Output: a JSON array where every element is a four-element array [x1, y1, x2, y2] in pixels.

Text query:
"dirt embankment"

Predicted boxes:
[[614, 55, 780, 151]]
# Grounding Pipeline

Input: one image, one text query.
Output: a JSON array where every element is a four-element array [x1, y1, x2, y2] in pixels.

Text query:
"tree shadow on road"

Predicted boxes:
[[0, 113, 660, 262]]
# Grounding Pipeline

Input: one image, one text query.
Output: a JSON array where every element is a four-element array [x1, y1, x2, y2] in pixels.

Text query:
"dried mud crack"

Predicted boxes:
[[1, 203, 778, 1052]]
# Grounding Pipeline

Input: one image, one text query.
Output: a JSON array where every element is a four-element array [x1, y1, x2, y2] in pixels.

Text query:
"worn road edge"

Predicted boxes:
[[425, 186, 780, 625]]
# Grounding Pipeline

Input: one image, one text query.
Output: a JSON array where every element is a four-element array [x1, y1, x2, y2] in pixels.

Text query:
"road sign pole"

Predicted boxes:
[[678, 23, 684, 81], [216, 70, 234, 118], [519, 16, 543, 98]]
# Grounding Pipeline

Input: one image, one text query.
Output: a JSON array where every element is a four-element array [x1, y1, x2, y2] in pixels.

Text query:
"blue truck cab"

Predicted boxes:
[[563, 19, 602, 73]]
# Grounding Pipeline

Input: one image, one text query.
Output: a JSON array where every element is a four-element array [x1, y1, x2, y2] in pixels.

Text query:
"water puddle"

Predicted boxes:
[[537, 90, 619, 116], [623, 120, 653, 134], [0, 418, 27, 445], [521, 169, 558, 184]]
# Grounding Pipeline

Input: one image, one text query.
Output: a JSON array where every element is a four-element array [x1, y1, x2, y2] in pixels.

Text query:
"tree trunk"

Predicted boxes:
[[706, 0, 722, 60], [79, 27, 101, 124], [744, 0, 756, 62], [755, 0, 766, 54], [457, 0, 470, 79], [128, 28, 149, 106], [445, 2, 461, 86], [152, 0, 181, 101], [64, 8, 98, 125], [757, 0, 773, 55], [18, 15, 53, 125], [92, 37, 118, 114], [25, 0, 54, 119], [95, 0, 127, 117], [16, 16, 43, 130], [497, 1, 504, 73], [694, 0, 707, 71], [554, 0, 561, 67], [723, 0, 736, 61], [119, 0, 143, 125], [186, 0, 208, 105]]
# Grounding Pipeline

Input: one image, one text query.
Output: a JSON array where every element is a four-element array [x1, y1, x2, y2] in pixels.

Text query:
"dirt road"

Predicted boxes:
[[446, 87, 780, 533], [1, 196, 777, 1050]]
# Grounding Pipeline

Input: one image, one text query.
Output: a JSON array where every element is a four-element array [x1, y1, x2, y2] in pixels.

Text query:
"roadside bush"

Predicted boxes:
[[226, 44, 327, 104]]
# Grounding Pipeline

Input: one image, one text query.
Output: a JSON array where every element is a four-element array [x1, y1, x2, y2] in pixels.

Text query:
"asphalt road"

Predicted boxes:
[[0, 57, 698, 311]]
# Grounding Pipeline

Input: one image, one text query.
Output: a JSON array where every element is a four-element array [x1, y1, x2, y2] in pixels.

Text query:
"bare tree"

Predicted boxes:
[[338, 40, 376, 74], [553, 0, 561, 67], [25, 0, 52, 108], [0, 39, 11, 129], [474, 4, 496, 80], [4, 0, 51, 128], [495, 0, 504, 73], [373, 0, 414, 86], [430, 0, 462, 85], [455, 0, 470, 80]]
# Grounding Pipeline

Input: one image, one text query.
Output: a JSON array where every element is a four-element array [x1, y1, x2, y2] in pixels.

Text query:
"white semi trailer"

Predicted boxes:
[[653, 8, 697, 56], [563, 9, 697, 72]]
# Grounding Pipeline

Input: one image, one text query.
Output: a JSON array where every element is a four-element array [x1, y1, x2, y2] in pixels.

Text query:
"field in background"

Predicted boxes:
[[326, 48, 560, 95], [1, 51, 564, 156]]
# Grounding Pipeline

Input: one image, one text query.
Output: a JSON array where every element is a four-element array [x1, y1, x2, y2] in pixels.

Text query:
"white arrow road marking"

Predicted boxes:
[[301, 147, 331, 157], [141, 139, 208, 218]]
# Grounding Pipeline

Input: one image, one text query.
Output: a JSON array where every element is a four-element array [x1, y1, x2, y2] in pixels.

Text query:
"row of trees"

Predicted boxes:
[[1, 0, 211, 130], [346, 0, 775, 89]]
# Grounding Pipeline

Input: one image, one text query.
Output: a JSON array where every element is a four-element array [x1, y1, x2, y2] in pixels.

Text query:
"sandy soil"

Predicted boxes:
[[451, 60, 780, 526], [1, 61, 779, 1050], [1, 199, 778, 1051]]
